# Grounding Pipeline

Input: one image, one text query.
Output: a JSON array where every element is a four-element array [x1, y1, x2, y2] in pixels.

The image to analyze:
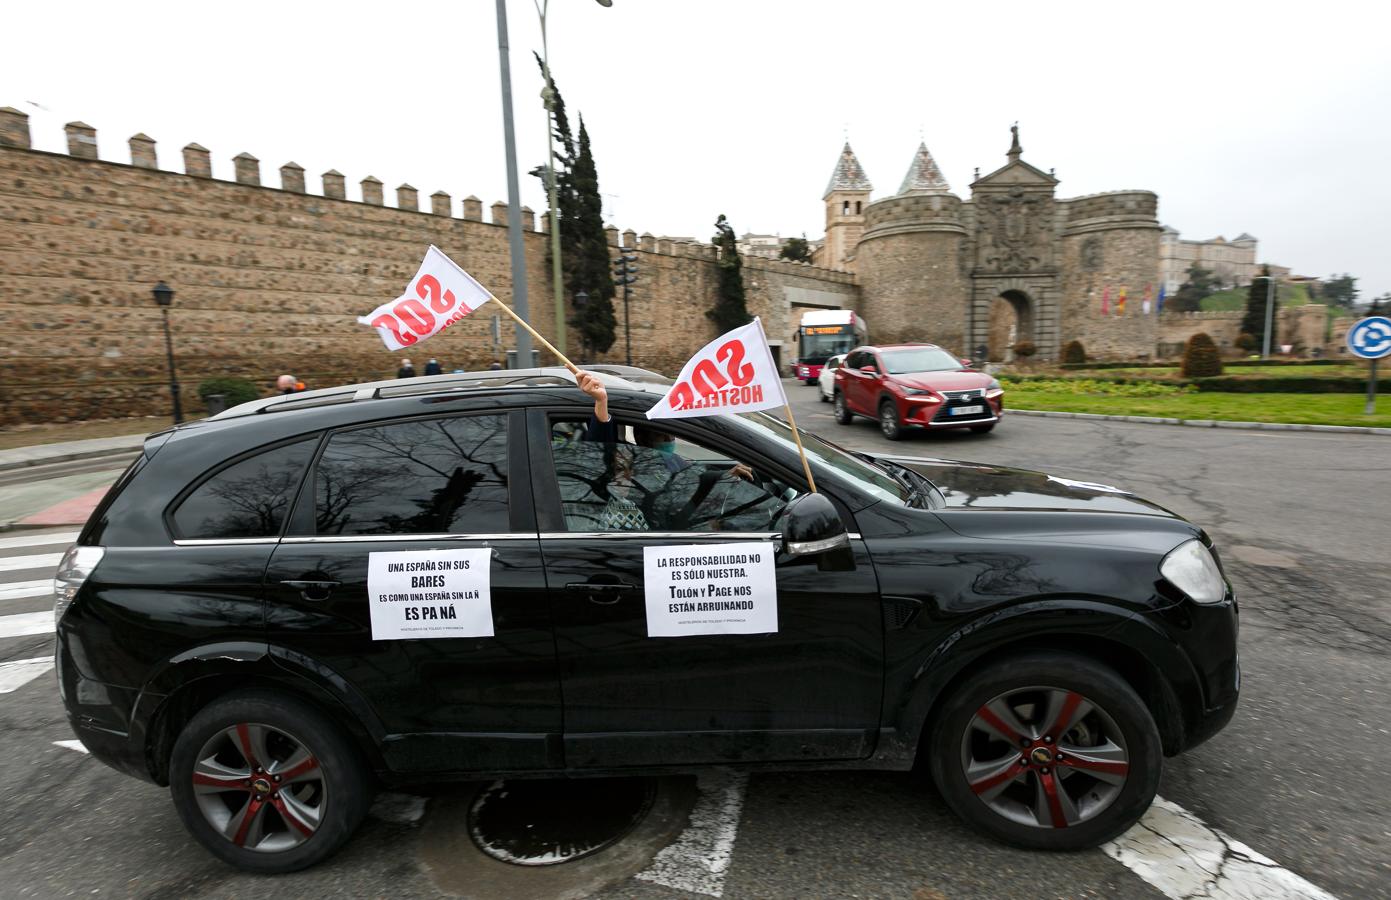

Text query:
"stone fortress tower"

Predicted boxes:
[[818, 126, 1163, 360]]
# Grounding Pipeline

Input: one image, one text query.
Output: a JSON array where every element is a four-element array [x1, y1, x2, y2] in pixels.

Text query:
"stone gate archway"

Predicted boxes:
[[985, 289, 1034, 362]]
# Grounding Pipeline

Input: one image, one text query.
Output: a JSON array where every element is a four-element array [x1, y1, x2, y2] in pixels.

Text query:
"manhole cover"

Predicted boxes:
[[468, 778, 657, 866]]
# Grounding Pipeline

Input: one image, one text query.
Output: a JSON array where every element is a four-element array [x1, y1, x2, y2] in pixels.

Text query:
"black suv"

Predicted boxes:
[[55, 368, 1239, 872]]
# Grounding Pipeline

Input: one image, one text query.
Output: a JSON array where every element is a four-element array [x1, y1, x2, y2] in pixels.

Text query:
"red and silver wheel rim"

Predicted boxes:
[[960, 687, 1130, 829], [191, 722, 326, 852]]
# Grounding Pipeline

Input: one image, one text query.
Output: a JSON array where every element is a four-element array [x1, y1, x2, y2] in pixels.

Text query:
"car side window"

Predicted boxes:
[[314, 415, 509, 536], [172, 439, 316, 540], [548, 419, 800, 534], [827, 357, 841, 370]]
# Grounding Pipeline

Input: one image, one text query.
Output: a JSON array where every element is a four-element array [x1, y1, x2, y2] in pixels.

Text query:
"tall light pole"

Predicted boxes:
[[494, 0, 532, 367], [151, 281, 183, 425], [1262, 275, 1277, 358], [537, 0, 612, 359]]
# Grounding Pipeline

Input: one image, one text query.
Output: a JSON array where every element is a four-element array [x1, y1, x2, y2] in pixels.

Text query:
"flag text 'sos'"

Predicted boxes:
[[359, 246, 492, 351], [646, 318, 787, 420]]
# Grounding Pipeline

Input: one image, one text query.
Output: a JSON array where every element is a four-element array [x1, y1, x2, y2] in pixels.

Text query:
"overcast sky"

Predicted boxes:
[[6, 0, 1389, 299]]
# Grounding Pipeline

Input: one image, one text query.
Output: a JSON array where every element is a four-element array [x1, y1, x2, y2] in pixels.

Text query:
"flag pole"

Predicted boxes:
[[486, 294, 581, 375], [781, 400, 818, 493]]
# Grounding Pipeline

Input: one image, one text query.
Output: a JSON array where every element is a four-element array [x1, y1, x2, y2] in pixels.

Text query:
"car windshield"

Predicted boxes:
[[881, 347, 963, 374], [729, 412, 909, 506], [801, 333, 857, 361]]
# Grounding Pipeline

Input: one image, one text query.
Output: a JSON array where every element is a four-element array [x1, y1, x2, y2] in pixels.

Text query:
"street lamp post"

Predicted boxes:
[[493, 0, 532, 367], [151, 281, 183, 425], [574, 289, 589, 360], [612, 251, 638, 365], [1261, 275, 1277, 359]]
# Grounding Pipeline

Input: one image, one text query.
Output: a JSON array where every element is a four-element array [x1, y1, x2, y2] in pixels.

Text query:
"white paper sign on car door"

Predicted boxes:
[[366, 548, 493, 640], [643, 542, 778, 637]]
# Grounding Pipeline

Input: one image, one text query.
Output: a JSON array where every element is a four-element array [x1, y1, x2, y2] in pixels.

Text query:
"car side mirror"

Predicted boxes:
[[859, 365, 879, 376], [960, 358, 974, 368], [778, 493, 849, 557]]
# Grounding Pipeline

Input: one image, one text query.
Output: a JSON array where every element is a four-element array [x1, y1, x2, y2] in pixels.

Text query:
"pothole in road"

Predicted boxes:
[[467, 777, 657, 866]]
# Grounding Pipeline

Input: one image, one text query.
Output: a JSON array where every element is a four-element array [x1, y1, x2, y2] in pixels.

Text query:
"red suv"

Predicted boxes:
[[834, 344, 1003, 439]]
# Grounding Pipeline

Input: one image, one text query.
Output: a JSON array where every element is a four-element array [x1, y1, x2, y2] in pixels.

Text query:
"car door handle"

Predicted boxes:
[[280, 580, 340, 602], [565, 580, 639, 605]]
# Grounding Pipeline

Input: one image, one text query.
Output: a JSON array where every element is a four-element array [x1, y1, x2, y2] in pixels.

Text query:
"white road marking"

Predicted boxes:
[[1104, 796, 1339, 900], [369, 791, 428, 825], [0, 553, 63, 574], [0, 610, 55, 639], [53, 740, 88, 754], [0, 531, 78, 551], [635, 769, 747, 898], [0, 579, 52, 602], [0, 657, 52, 693]]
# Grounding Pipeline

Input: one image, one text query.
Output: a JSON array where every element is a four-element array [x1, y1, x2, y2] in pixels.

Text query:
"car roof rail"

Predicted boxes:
[[207, 365, 668, 421]]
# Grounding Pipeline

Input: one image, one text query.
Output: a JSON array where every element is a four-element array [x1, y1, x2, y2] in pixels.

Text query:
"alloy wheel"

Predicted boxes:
[[191, 722, 326, 852], [960, 687, 1129, 829], [879, 403, 900, 439]]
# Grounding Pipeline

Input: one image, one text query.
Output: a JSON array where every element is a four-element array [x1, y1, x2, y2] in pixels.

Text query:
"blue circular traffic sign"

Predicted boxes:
[[1347, 316, 1391, 359]]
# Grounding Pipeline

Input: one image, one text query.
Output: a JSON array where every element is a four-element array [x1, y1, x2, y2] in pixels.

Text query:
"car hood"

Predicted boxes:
[[883, 454, 1179, 517], [886, 371, 991, 392]]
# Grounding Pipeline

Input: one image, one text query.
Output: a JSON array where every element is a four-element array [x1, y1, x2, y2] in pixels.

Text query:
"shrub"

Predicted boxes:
[[1181, 333, 1223, 378], [197, 377, 261, 409], [1062, 340, 1086, 364], [1234, 332, 1258, 352], [1012, 340, 1038, 359]]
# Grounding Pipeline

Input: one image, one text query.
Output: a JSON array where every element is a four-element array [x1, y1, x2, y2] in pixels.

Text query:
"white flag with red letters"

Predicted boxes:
[[358, 245, 492, 351], [646, 317, 787, 420]]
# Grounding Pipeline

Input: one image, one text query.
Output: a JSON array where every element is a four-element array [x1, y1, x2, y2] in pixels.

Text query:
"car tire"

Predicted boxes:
[[168, 691, 374, 873], [970, 423, 996, 434], [879, 399, 903, 441], [927, 652, 1161, 851], [834, 391, 854, 424]]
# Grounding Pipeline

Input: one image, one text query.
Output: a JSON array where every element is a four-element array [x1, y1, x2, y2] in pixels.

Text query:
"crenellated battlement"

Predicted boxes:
[[1061, 190, 1160, 234]]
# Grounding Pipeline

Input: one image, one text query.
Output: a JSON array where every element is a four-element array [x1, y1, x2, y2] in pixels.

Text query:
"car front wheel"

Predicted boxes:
[[834, 391, 854, 424], [928, 652, 1161, 851], [879, 400, 903, 440], [169, 691, 374, 873]]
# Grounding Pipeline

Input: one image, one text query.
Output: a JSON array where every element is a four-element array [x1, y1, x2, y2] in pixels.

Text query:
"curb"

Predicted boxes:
[[1008, 409, 1391, 436], [0, 442, 144, 474]]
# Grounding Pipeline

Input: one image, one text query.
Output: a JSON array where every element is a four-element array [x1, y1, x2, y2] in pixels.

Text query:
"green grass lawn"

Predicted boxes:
[[1199, 282, 1311, 312], [1006, 389, 1391, 428], [1099, 364, 1364, 378]]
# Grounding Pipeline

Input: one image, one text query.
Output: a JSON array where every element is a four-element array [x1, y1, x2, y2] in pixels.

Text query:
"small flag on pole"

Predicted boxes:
[[1142, 283, 1153, 315], [647, 318, 786, 420], [648, 318, 818, 492], [1100, 286, 1111, 316], [359, 245, 492, 351], [1117, 287, 1128, 316], [1156, 285, 1167, 315]]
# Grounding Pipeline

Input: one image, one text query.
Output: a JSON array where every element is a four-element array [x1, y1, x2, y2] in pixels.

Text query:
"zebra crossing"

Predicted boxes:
[[0, 528, 77, 696]]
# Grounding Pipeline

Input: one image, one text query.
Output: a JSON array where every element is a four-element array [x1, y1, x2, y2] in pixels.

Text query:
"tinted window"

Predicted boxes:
[[881, 347, 963, 374], [172, 439, 315, 539], [549, 419, 799, 533], [315, 415, 509, 536]]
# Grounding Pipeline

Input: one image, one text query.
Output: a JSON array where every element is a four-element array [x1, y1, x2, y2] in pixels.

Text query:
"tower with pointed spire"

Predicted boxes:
[[818, 142, 873, 271]]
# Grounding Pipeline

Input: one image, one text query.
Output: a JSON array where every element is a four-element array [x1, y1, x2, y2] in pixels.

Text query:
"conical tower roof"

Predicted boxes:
[[823, 142, 873, 199], [898, 142, 951, 195]]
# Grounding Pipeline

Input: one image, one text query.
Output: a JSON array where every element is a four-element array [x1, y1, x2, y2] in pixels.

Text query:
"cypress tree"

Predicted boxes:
[[570, 118, 616, 355], [1240, 265, 1277, 352], [709, 215, 751, 333], [532, 54, 582, 285]]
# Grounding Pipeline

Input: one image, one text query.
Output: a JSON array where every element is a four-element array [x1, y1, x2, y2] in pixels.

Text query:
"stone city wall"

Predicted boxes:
[[0, 109, 855, 424]]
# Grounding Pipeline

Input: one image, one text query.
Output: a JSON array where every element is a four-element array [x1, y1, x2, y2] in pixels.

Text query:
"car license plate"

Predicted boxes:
[[951, 404, 985, 416]]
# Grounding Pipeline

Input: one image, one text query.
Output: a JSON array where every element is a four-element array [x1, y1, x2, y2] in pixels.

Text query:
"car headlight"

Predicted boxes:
[[1159, 539, 1226, 604], [986, 378, 1004, 398]]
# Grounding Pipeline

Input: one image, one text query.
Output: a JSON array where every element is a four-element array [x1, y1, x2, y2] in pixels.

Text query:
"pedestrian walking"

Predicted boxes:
[[397, 358, 416, 379], [276, 374, 296, 395], [488, 360, 503, 371], [424, 357, 442, 376]]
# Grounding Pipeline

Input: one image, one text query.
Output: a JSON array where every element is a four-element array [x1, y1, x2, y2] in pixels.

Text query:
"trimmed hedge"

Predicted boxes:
[[1002, 371, 1389, 394], [198, 377, 261, 409], [1062, 340, 1087, 364], [1182, 333, 1223, 378], [1061, 358, 1349, 370]]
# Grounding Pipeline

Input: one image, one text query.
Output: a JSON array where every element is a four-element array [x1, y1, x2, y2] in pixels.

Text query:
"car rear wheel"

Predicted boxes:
[[169, 691, 373, 873], [819, 385, 831, 402], [928, 652, 1161, 851], [834, 391, 854, 424], [879, 400, 903, 441]]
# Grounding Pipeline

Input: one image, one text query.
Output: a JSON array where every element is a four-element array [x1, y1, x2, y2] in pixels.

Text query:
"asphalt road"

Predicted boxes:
[[1, 389, 1387, 899]]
